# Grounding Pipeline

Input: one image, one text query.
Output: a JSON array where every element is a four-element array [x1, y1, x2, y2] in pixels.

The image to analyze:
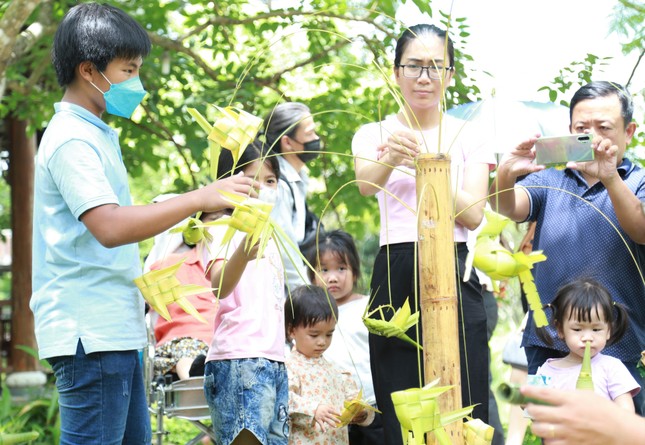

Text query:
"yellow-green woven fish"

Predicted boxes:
[[363, 298, 421, 349], [134, 259, 212, 323]]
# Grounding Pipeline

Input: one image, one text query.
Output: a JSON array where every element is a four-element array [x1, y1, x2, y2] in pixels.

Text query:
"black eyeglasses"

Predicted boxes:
[[398, 64, 453, 80]]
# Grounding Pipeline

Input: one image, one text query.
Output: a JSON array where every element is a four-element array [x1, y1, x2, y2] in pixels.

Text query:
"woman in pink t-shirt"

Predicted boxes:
[[351, 24, 494, 444]]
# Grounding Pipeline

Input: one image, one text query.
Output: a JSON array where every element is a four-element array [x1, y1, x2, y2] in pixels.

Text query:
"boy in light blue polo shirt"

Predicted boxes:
[[31, 3, 258, 443]]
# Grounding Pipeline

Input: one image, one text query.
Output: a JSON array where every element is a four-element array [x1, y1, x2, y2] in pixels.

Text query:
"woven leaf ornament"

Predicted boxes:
[[134, 259, 212, 323], [208, 106, 263, 163], [205, 191, 321, 291], [363, 297, 422, 349], [187, 106, 263, 179], [391, 379, 476, 445], [187, 108, 221, 180], [208, 190, 276, 258], [464, 418, 494, 445], [472, 210, 548, 327], [335, 389, 381, 428], [168, 212, 218, 246]]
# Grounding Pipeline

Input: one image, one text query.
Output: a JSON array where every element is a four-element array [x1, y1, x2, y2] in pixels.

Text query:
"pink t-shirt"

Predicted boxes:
[[151, 248, 219, 346], [352, 114, 495, 245], [206, 223, 286, 362], [536, 352, 641, 400]]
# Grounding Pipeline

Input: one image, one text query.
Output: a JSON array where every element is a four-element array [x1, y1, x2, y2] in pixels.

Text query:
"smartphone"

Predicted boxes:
[[534, 134, 594, 166]]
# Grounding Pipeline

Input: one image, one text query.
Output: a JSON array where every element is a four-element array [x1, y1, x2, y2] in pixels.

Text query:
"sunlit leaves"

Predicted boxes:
[[1, 0, 479, 245]]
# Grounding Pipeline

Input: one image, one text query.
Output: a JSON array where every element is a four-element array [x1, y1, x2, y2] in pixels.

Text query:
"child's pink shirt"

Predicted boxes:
[[536, 352, 641, 400], [206, 223, 286, 362]]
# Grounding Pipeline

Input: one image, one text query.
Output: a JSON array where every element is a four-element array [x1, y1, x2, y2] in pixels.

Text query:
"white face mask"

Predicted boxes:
[[258, 187, 278, 204]]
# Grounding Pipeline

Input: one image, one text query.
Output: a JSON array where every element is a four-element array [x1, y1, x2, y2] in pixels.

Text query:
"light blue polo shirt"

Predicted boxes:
[[31, 102, 146, 360]]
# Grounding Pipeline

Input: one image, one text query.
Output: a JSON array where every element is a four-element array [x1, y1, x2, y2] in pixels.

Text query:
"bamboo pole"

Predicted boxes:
[[416, 153, 463, 444]]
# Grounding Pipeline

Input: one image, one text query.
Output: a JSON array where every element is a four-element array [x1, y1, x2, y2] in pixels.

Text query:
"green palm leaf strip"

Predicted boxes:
[[576, 341, 594, 390]]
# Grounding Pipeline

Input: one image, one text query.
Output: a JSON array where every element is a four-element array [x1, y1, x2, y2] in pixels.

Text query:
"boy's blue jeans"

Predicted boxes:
[[47, 340, 151, 444]]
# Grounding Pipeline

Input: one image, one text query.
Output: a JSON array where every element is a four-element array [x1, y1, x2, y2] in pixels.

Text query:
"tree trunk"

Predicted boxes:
[[0, 0, 42, 101], [8, 116, 36, 372]]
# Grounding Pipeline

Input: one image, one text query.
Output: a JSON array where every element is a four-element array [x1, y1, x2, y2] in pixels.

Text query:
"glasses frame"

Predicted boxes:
[[398, 64, 454, 80]]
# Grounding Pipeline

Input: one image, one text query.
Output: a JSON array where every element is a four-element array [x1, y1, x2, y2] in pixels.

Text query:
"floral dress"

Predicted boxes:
[[286, 350, 358, 445]]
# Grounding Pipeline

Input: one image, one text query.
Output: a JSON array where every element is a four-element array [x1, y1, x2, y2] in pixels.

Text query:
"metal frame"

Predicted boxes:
[[144, 314, 216, 445]]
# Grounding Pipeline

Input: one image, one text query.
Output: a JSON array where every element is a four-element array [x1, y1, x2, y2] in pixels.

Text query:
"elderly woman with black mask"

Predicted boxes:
[[263, 102, 321, 290]]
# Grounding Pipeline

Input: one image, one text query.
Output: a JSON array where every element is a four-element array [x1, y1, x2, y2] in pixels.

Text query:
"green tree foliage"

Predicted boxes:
[[610, 0, 644, 88], [539, 0, 645, 162], [610, 0, 645, 159], [0, 0, 482, 245], [1, 0, 643, 243]]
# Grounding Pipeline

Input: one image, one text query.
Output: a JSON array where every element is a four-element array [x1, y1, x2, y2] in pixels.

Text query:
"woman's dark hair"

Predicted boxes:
[[394, 24, 455, 68], [569, 81, 633, 129], [216, 138, 280, 181], [305, 230, 361, 285], [285, 285, 338, 333], [263, 102, 310, 154], [53, 2, 151, 87], [538, 278, 629, 347]]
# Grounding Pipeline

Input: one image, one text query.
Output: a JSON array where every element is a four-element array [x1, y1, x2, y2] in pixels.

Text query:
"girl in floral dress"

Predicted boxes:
[[285, 285, 374, 445]]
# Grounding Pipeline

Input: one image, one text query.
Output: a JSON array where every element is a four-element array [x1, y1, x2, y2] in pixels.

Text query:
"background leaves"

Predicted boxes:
[[0, 0, 643, 276]]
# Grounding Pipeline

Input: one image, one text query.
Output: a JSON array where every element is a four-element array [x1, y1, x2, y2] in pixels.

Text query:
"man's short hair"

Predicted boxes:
[[570, 81, 633, 128]]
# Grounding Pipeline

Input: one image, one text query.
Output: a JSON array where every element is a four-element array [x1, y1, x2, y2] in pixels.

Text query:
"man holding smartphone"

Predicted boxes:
[[490, 81, 645, 415]]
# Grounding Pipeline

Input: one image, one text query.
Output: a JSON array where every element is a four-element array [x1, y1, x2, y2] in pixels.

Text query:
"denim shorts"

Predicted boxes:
[[204, 358, 288, 445], [47, 340, 151, 445]]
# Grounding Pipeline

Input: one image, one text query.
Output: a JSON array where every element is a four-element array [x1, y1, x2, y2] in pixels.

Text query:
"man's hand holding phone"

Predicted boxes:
[[567, 135, 621, 184], [496, 135, 544, 180]]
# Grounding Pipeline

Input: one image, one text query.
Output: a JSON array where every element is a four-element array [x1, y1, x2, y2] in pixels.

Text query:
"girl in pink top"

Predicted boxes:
[[203, 141, 288, 445], [536, 278, 640, 411]]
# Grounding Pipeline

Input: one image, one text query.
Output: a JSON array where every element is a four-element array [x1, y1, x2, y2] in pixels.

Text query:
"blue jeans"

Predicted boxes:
[[47, 340, 151, 444], [526, 345, 645, 416], [204, 358, 289, 445]]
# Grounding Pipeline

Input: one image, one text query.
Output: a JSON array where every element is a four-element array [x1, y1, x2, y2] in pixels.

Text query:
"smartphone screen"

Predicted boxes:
[[534, 134, 594, 166]]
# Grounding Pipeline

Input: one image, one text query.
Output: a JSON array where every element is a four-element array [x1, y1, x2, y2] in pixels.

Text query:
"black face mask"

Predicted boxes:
[[295, 139, 320, 163]]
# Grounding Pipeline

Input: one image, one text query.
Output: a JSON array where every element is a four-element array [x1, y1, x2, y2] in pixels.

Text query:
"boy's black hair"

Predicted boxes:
[[538, 278, 629, 347], [53, 2, 151, 87], [217, 138, 280, 181], [305, 230, 361, 285], [285, 285, 338, 333]]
